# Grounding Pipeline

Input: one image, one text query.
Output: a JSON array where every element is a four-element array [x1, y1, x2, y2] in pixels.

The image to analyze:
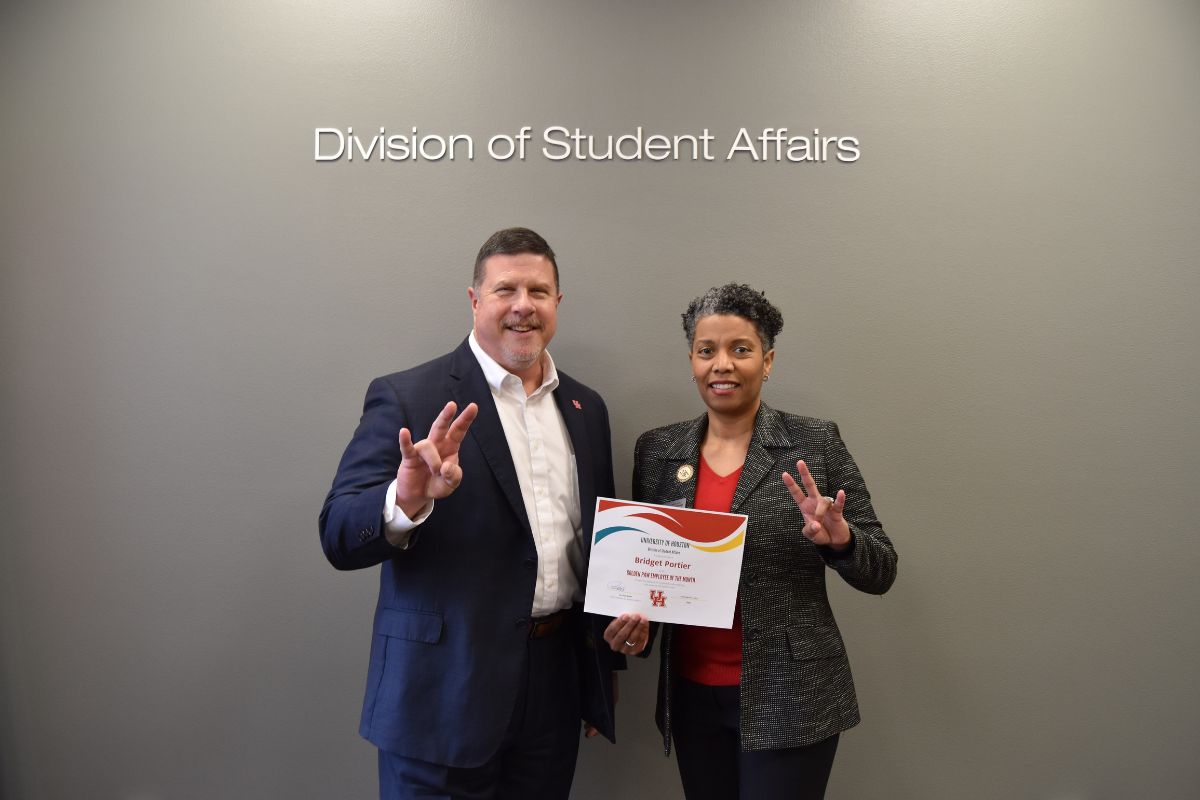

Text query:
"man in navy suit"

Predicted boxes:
[[320, 228, 626, 799]]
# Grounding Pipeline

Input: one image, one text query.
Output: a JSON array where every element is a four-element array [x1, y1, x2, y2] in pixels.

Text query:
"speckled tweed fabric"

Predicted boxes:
[[634, 403, 897, 752]]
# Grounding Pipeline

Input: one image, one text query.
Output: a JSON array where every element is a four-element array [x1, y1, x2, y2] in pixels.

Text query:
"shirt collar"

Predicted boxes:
[[468, 331, 560, 397]]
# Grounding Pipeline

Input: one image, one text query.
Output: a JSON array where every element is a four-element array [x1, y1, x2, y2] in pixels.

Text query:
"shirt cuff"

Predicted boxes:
[[383, 480, 433, 549]]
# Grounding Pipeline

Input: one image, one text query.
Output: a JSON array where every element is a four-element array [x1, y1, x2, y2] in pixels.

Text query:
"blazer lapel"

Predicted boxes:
[[554, 387, 594, 501], [658, 414, 706, 507], [447, 340, 531, 533], [731, 404, 793, 514], [553, 387, 597, 558]]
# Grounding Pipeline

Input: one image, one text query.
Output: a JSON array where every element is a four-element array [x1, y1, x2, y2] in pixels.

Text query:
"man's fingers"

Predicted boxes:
[[412, 438, 443, 477], [426, 401, 458, 442], [446, 402, 478, 444], [439, 461, 463, 489], [398, 428, 419, 460]]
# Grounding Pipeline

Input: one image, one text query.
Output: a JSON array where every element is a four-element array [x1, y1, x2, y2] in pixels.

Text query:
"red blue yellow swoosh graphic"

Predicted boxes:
[[594, 499, 745, 552]]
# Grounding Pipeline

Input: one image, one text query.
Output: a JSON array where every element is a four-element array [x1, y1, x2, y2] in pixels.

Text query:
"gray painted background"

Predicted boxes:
[[2, 2, 1198, 798]]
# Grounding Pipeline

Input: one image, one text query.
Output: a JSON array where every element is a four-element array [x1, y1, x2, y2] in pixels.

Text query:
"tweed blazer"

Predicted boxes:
[[634, 403, 897, 751]]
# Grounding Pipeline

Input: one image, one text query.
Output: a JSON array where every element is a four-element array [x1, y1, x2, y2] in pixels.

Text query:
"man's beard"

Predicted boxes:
[[501, 341, 542, 371]]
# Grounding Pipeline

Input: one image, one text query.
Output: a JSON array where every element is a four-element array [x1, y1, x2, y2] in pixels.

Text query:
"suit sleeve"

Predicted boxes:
[[820, 422, 898, 595], [597, 394, 617, 500], [318, 377, 409, 570], [592, 393, 630, 669]]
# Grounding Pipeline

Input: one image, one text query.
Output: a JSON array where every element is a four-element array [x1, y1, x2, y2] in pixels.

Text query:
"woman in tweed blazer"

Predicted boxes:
[[605, 284, 897, 800]]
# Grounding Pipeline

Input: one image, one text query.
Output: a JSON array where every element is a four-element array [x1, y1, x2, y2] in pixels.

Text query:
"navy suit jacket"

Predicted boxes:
[[319, 339, 622, 768]]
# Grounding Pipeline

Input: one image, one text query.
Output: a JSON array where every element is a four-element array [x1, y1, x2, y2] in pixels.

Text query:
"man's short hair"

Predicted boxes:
[[473, 227, 559, 290]]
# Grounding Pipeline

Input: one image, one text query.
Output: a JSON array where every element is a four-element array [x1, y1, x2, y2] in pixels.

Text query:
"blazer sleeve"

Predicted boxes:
[[820, 421, 898, 595], [630, 432, 663, 658], [318, 377, 409, 570], [631, 433, 646, 504]]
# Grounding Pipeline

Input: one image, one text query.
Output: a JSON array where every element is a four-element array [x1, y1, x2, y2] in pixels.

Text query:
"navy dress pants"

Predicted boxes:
[[377, 628, 581, 800]]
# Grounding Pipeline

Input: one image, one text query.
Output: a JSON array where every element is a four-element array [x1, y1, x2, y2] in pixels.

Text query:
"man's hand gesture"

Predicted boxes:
[[395, 401, 478, 519]]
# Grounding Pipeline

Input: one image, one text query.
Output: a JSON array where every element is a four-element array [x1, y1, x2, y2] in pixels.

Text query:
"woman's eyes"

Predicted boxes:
[[696, 346, 754, 356]]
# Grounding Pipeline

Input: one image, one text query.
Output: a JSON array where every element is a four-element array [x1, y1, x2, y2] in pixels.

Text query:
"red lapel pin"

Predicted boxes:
[[572, 399, 583, 410]]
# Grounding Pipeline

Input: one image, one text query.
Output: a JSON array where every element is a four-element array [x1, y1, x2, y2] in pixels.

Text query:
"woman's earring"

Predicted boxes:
[[691, 376, 697, 382], [764, 374, 770, 382]]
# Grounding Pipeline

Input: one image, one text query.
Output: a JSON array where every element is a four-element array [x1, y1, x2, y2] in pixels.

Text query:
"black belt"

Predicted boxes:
[[527, 608, 572, 639]]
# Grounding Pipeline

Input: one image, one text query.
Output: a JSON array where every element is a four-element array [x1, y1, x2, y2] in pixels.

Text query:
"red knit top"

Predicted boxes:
[[673, 454, 743, 686]]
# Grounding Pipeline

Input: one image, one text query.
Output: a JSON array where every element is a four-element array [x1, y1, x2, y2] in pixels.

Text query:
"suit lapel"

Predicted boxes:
[[553, 384, 597, 558], [447, 340, 531, 532], [554, 386, 594, 502], [731, 404, 793, 513], [658, 414, 706, 507]]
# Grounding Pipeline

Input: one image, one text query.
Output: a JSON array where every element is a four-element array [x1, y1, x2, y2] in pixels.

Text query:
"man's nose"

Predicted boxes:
[[510, 289, 535, 314]]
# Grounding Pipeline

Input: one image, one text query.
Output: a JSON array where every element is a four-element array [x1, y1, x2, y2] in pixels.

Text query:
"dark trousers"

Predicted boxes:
[[377, 629, 581, 800], [672, 678, 839, 800]]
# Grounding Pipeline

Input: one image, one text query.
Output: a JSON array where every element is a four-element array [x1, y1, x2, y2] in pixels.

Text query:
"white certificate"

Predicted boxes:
[[583, 498, 747, 628]]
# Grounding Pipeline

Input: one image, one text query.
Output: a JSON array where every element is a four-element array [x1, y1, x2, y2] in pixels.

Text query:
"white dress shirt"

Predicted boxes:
[[383, 333, 584, 616]]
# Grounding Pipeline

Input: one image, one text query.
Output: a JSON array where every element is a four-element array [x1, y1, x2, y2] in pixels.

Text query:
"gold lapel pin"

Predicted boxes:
[[676, 464, 694, 482]]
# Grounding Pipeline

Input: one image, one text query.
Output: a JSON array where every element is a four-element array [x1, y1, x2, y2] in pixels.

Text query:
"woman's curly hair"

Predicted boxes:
[[681, 283, 784, 351]]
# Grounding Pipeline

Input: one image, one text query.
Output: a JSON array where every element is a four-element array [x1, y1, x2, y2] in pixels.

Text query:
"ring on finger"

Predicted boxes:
[[624, 639, 637, 647]]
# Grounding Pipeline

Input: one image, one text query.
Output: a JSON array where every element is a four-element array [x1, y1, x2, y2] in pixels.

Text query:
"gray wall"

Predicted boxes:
[[2, 1, 1197, 798]]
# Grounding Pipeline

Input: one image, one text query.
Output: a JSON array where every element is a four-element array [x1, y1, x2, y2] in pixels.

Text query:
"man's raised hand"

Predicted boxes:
[[395, 401, 479, 518]]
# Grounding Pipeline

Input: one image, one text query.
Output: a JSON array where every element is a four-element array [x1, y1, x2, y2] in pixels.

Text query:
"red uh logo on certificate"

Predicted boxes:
[[583, 498, 748, 628]]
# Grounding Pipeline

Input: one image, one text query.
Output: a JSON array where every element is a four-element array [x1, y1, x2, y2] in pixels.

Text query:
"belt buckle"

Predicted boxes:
[[528, 609, 567, 639]]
